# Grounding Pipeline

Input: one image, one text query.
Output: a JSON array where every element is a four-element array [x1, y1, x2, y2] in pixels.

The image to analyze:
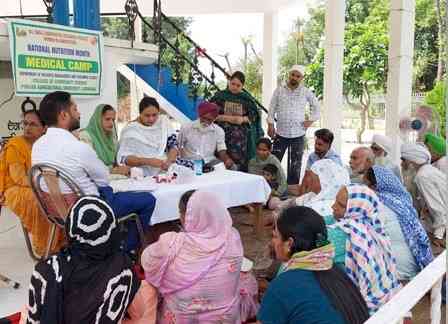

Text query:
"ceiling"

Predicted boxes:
[[2, 0, 299, 17]]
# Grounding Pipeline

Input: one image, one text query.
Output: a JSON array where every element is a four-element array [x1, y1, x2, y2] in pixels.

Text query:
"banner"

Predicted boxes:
[[8, 19, 103, 97]]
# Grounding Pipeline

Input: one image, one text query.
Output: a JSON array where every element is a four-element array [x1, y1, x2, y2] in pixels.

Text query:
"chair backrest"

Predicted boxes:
[[29, 163, 85, 228]]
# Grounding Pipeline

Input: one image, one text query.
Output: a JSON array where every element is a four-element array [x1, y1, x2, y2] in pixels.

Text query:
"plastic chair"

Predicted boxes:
[[29, 163, 147, 258]]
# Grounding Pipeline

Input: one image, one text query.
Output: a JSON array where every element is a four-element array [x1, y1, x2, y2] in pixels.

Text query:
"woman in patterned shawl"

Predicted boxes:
[[331, 184, 401, 314], [364, 166, 433, 277], [24, 196, 157, 324], [211, 71, 264, 171]]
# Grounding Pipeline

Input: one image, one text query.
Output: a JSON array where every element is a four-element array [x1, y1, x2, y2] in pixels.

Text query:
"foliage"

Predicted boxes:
[[279, 5, 325, 78], [240, 56, 263, 101], [424, 79, 447, 138], [101, 16, 194, 98], [305, 0, 389, 142], [414, 0, 444, 90]]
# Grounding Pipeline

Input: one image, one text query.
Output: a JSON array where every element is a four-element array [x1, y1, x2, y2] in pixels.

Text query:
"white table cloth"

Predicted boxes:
[[111, 170, 271, 225]]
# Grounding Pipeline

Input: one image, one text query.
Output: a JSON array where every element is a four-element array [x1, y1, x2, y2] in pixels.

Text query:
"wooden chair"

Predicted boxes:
[[29, 163, 147, 258]]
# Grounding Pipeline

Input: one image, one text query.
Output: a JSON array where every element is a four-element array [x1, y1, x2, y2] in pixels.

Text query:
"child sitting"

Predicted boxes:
[[247, 138, 287, 215], [248, 138, 287, 197], [262, 164, 283, 210]]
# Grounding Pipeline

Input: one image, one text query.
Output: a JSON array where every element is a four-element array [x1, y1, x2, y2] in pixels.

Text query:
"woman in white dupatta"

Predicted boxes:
[[118, 97, 190, 176], [277, 159, 350, 224]]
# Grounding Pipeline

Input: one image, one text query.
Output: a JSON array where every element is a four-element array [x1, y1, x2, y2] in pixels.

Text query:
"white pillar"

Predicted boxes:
[[386, 0, 415, 162], [322, 0, 346, 154], [262, 11, 278, 115], [134, 16, 142, 43]]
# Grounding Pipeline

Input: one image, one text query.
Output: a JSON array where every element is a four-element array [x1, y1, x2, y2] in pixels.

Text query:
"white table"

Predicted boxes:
[[111, 170, 271, 236]]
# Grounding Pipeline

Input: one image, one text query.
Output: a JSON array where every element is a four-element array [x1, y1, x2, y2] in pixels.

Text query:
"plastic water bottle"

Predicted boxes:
[[192, 150, 203, 176]]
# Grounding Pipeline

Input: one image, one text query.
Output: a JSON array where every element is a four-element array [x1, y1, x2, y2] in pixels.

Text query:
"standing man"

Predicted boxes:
[[267, 65, 320, 185]]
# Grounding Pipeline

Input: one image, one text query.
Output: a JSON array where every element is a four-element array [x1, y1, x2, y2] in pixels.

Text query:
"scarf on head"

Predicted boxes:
[[305, 159, 350, 219], [85, 104, 118, 166], [401, 143, 431, 165], [372, 166, 433, 270], [211, 89, 264, 160], [338, 184, 401, 314], [27, 196, 140, 324], [286, 243, 335, 271], [142, 191, 243, 295], [372, 134, 392, 155], [424, 132, 446, 156]]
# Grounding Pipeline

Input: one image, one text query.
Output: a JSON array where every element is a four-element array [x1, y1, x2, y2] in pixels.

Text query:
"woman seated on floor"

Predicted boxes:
[[363, 166, 433, 281], [141, 190, 259, 323], [257, 206, 369, 324], [79, 104, 130, 177], [0, 109, 64, 256], [330, 184, 401, 314], [21, 196, 157, 324], [278, 159, 350, 223]]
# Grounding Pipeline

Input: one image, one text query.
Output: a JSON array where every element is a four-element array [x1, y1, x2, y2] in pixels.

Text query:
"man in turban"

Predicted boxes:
[[370, 134, 402, 181], [424, 133, 447, 174], [178, 101, 235, 169], [401, 143, 447, 246]]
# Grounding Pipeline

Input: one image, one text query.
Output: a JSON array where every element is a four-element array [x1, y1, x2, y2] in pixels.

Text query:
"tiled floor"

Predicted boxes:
[[0, 206, 445, 323], [0, 208, 35, 317]]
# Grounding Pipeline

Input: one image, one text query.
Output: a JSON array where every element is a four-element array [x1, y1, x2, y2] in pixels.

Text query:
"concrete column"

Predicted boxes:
[[322, 0, 346, 154], [134, 16, 143, 43], [262, 11, 278, 115], [386, 0, 415, 162]]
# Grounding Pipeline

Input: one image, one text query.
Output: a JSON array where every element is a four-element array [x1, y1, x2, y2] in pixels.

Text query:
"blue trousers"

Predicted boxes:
[[99, 186, 155, 251]]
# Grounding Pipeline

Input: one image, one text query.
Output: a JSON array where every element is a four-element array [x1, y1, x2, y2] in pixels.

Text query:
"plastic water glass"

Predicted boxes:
[[193, 159, 203, 176]]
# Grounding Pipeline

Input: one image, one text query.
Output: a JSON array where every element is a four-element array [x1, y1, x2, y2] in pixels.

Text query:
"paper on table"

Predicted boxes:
[[111, 178, 158, 193]]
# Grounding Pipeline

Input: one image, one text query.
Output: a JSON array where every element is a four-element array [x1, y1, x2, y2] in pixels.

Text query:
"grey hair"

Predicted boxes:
[[355, 146, 375, 162]]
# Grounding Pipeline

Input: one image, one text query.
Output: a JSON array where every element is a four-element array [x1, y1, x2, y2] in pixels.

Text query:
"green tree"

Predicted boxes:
[[101, 16, 194, 97], [414, 0, 446, 90], [306, 0, 389, 143], [279, 5, 325, 78], [236, 37, 263, 101], [424, 79, 446, 138]]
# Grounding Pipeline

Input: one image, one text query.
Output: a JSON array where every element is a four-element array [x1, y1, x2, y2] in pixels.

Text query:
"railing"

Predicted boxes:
[[124, 0, 268, 114], [365, 250, 445, 324]]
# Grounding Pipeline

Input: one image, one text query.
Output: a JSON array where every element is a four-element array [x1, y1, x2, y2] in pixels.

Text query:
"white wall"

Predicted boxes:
[[0, 61, 40, 140], [76, 50, 120, 128]]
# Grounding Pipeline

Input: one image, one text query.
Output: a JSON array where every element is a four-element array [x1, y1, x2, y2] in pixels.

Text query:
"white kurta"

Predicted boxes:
[[433, 156, 448, 175], [414, 164, 448, 238]]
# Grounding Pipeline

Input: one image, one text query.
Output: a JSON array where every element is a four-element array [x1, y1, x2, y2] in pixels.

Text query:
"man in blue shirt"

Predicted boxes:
[[306, 128, 342, 169]]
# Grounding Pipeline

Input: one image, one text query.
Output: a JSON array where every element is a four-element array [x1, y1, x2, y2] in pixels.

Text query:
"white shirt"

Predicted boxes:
[[414, 164, 448, 237], [178, 120, 227, 163], [32, 128, 109, 195], [433, 156, 448, 175], [267, 83, 320, 138]]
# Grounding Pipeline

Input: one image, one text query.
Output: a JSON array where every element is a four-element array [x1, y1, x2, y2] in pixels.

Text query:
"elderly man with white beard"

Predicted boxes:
[[401, 143, 448, 247]]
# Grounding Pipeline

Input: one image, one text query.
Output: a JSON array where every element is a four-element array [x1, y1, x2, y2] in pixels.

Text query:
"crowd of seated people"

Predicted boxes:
[[1, 68, 446, 323]]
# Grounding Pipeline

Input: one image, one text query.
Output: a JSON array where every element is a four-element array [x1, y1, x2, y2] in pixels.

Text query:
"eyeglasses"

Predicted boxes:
[[370, 145, 382, 152]]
